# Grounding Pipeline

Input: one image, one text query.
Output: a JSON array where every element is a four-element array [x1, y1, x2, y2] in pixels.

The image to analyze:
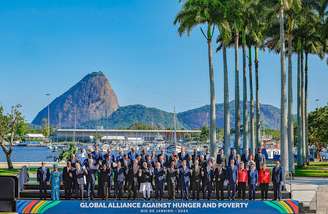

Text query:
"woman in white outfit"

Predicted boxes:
[[139, 162, 153, 200], [75, 162, 87, 199]]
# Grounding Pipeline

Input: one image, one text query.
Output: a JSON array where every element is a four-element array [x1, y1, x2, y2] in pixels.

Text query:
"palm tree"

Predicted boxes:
[[217, 17, 232, 157], [252, 0, 269, 149], [278, 0, 289, 177], [242, 34, 249, 155], [248, 45, 255, 154], [226, 0, 244, 154], [285, 1, 301, 173], [174, 0, 219, 157]]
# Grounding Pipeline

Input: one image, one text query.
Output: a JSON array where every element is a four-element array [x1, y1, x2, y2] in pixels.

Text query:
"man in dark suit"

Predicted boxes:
[[179, 160, 191, 200], [216, 148, 224, 165], [272, 161, 284, 200], [178, 147, 189, 161], [254, 147, 265, 171], [63, 161, 74, 199], [37, 162, 50, 199], [154, 162, 165, 200], [226, 159, 238, 200]]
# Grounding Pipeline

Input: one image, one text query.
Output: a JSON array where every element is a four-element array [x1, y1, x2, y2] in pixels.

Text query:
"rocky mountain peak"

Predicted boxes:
[[32, 71, 119, 128]]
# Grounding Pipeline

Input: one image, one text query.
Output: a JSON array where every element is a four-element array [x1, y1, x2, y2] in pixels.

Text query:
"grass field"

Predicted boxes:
[[295, 162, 328, 177], [0, 168, 20, 176]]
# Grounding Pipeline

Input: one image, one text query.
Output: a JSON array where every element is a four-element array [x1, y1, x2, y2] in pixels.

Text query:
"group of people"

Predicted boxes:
[[37, 145, 284, 201]]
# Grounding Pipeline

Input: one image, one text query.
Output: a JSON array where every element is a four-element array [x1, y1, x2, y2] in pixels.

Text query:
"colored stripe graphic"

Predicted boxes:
[[285, 199, 299, 213], [264, 201, 285, 213], [30, 201, 47, 213], [39, 200, 61, 214], [279, 201, 293, 213], [264, 200, 299, 214], [17, 200, 30, 213], [37, 201, 53, 213], [23, 200, 38, 213]]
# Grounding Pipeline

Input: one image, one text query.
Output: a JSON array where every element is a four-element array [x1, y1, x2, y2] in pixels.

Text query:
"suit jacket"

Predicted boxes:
[[214, 168, 226, 184], [62, 166, 74, 183], [178, 152, 189, 161], [226, 165, 238, 184], [272, 166, 283, 185], [179, 167, 191, 184], [37, 167, 50, 183]]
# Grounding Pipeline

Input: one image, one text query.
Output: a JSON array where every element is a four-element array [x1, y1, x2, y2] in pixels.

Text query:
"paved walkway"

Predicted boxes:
[[286, 177, 328, 213]]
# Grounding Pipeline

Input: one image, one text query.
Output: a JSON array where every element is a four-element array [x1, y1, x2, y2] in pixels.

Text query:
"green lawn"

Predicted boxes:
[[0, 168, 20, 176], [295, 161, 328, 177]]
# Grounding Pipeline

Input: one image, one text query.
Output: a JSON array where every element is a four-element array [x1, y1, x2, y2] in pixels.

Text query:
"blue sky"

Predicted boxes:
[[0, 0, 327, 122]]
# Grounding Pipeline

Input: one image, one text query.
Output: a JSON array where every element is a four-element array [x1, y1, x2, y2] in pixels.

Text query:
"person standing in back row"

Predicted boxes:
[[237, 162, 248, 200], [272, 161, 283, 200]]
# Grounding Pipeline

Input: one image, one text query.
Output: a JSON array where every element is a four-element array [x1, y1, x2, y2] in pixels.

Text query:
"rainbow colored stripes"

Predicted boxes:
[[16, 200, 61, 214], [264, 199, 299, 213]]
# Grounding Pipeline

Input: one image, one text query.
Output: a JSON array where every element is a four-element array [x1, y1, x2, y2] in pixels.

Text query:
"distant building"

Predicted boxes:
[[54, 128, 201, 143]]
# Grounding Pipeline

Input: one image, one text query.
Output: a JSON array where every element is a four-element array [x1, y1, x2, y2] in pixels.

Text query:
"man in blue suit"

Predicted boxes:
[[154, 162, 165, 200], [272, 161, 284, 200], [179, 160, 191, 200], [249, 163, 258, 200], [37, 162, 50, 199], [227, 159, 238, 200]]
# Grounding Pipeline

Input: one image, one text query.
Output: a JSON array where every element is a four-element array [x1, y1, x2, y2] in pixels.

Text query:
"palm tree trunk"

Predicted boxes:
[[207, 32, 217, 157], [248, 46, 255, 155], [297, 51, 303, 166], [255, 47, 261, 148], [234, 31, 241, 154], [301, 50, 306, 165], [287, 34, 294, 173], [223, 44, 230, 157], [279, 7, 289, 177], [242, 42, 248, 155], [304, 52, 309, 163]]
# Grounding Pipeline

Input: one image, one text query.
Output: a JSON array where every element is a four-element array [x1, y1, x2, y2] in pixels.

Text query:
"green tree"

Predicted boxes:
[[59, 143, 78, 161], [0, 105, 25, 169], [308, 105, 328, 158], [200, 126, 209, 143]]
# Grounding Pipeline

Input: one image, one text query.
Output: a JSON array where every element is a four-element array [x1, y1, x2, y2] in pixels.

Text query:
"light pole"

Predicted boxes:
[[45, 93, 51, 139], [73, 106, 77, 143], [315, 99, 319, 109]]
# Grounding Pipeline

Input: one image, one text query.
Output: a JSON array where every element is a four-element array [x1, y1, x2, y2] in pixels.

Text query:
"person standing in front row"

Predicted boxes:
[[227, 159, 238, 200], [86, 154, 98, 200], [214, 163, 226, 200], [272, 161, 283, 200], [166, 161, 178, 199], [248, 163, 258, 200], [191, 160, 202, 200], [62, 161, 74, 199], [237, 162, 248, 200], [179, 160, 191, 200], [259, 163, 271, 200], [114, 161, 126, 199], [201, 159, 214, 200], [37, 162, 50, 200], [154, 162, 165, 200], [75, 162, 87, 200], [50, 164, 61, 200], [139, 161, 153, 200]]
